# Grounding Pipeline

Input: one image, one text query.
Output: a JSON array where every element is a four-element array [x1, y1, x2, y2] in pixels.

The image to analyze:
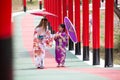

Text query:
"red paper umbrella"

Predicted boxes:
[[30, 10, 57, 17]]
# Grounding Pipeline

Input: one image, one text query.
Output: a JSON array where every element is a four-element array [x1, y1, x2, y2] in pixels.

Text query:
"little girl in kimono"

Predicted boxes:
[[33, 18, 53, 69], [54, 24, 68, 67]]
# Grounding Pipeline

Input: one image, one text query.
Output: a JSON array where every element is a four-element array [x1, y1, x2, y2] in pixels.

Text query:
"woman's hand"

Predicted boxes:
[[54, 33, 59, 39], [59, 34, 66, 42], [46, 30, 51, 36]]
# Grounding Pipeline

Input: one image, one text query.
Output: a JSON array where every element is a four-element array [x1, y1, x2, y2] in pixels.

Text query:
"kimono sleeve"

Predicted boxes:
[[61, 33, 68, 47], [44, 30, 53, 47]]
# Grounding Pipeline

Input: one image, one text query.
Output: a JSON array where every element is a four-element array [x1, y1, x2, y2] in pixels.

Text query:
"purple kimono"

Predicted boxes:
[[54, 32, 68, 65]]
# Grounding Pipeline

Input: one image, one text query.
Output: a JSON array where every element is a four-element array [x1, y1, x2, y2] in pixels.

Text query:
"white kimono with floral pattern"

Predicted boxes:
[[33, 27, 53, 68]]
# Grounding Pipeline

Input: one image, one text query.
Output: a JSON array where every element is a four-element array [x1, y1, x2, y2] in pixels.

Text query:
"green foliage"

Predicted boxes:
[[27, 0, 38, 5], [114, 31, 120, 53], [89, 0, 92, 3]]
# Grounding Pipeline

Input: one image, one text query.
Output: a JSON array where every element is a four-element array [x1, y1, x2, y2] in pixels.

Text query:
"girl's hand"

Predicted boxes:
[[59, 34, 66, 41], [54, 33, 59, 38]]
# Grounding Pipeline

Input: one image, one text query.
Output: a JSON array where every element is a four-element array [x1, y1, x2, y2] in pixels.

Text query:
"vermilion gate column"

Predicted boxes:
[[39, 0, 42, 9], [92, 0, 100, 65], [105, 0, 114, 67], [0, 0, 13, 80], [75, 0, 81, 55], [58, 0, 62, 25], [62, 0, 67, 23], [23, 0, 26, 12], [68, 0, 74, 50], [82, 0, 89, 61]]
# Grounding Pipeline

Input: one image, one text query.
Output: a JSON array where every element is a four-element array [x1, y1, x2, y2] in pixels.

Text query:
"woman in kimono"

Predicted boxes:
[[33, 18, 52, 69], [54, 24, 68, 67]]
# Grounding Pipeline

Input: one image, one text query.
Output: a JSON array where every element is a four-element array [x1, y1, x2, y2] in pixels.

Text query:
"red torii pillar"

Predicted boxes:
[[75, 0, 81, 55], [50, 0, 55, 33], [54, 0, 58, 32], [92, 0, 100, 65], [82, 0, 89, 60], [0, 0, 13, 80], [105, 0, 114, 67], [68, 0, 74, 50], [44, 0, 46, 9], [58, 0, 62, 25], [23, 0, 27, 12], [44, 0, 51, 32], [62, 0, 67, 23], [39, 0, 42, 10], [52, 0, 56, 32], [44, 0, 47, 10], [56, 0, 59, 28], [46, 0, 53, 33], [52, 0, 57, 33], [49, 0, 53, 28]]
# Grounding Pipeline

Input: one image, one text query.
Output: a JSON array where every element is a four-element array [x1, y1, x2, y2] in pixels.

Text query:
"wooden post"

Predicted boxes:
[[92, 0, 100, 65], [75, 0, 81, 55], [23, 0, 27, 12], [82, 0, 89, 61], [62, 0, 67, 23], [39, 0, 42, 10], [0, 0, 13, 80], [105, 0, 114, 67], [68, 0, 74, 50]]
